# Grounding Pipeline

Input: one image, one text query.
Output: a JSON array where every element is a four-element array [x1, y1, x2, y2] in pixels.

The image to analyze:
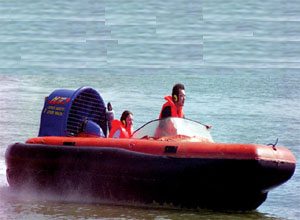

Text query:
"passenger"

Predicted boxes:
[[159, 83, 211, 130], [109, 110, 134, 138], [159, 83, 185, 119]]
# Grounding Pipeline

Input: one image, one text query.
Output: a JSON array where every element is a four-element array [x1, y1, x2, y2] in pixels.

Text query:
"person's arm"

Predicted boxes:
[[161, 106, 171, 119], [205, 125, 212, 130]]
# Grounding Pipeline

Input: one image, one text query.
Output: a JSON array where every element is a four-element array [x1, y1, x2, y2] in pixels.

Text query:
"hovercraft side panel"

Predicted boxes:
[[5, 142, 296, 210]]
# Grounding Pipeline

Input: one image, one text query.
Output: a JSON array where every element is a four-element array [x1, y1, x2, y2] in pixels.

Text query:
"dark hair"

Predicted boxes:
[[120, 110, 133, 127], [172, 83, 185, 98]]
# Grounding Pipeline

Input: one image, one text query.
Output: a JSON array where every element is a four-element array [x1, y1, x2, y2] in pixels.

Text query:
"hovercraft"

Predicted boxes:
[[5, 87, 296, 210]]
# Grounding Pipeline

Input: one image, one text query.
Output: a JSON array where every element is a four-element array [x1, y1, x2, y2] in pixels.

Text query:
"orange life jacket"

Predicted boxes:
[[159, 95, 184, 119], [126, 126, 134, 137], [109, 120, 132, 138]]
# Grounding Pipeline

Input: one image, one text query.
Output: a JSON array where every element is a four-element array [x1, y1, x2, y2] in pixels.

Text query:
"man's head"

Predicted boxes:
[[172, 83, 185, 107], [120, 110, 133, 128]]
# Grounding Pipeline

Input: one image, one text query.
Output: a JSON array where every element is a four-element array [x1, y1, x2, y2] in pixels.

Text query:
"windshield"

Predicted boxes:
[[132, 117, 213, 141]]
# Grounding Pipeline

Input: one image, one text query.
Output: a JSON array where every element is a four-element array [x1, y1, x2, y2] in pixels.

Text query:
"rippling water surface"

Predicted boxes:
[[0, 0, 300, 219]]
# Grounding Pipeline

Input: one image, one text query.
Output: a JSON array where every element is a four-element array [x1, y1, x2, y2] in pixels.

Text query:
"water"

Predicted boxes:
[[0, 0, 300, 219]]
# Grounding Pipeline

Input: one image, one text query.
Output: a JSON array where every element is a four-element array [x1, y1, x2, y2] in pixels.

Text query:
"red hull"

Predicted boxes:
[[5, 136, 296, 210]]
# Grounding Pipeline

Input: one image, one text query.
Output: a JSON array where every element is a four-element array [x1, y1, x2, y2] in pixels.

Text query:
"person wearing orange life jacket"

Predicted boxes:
[[159, 83, 212, 130], [109, 110, 134, 138], [159, 83, 186, 119]]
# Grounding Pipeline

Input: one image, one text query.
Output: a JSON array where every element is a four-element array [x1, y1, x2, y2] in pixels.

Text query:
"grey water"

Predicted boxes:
[[0, 0, 300, 219]]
